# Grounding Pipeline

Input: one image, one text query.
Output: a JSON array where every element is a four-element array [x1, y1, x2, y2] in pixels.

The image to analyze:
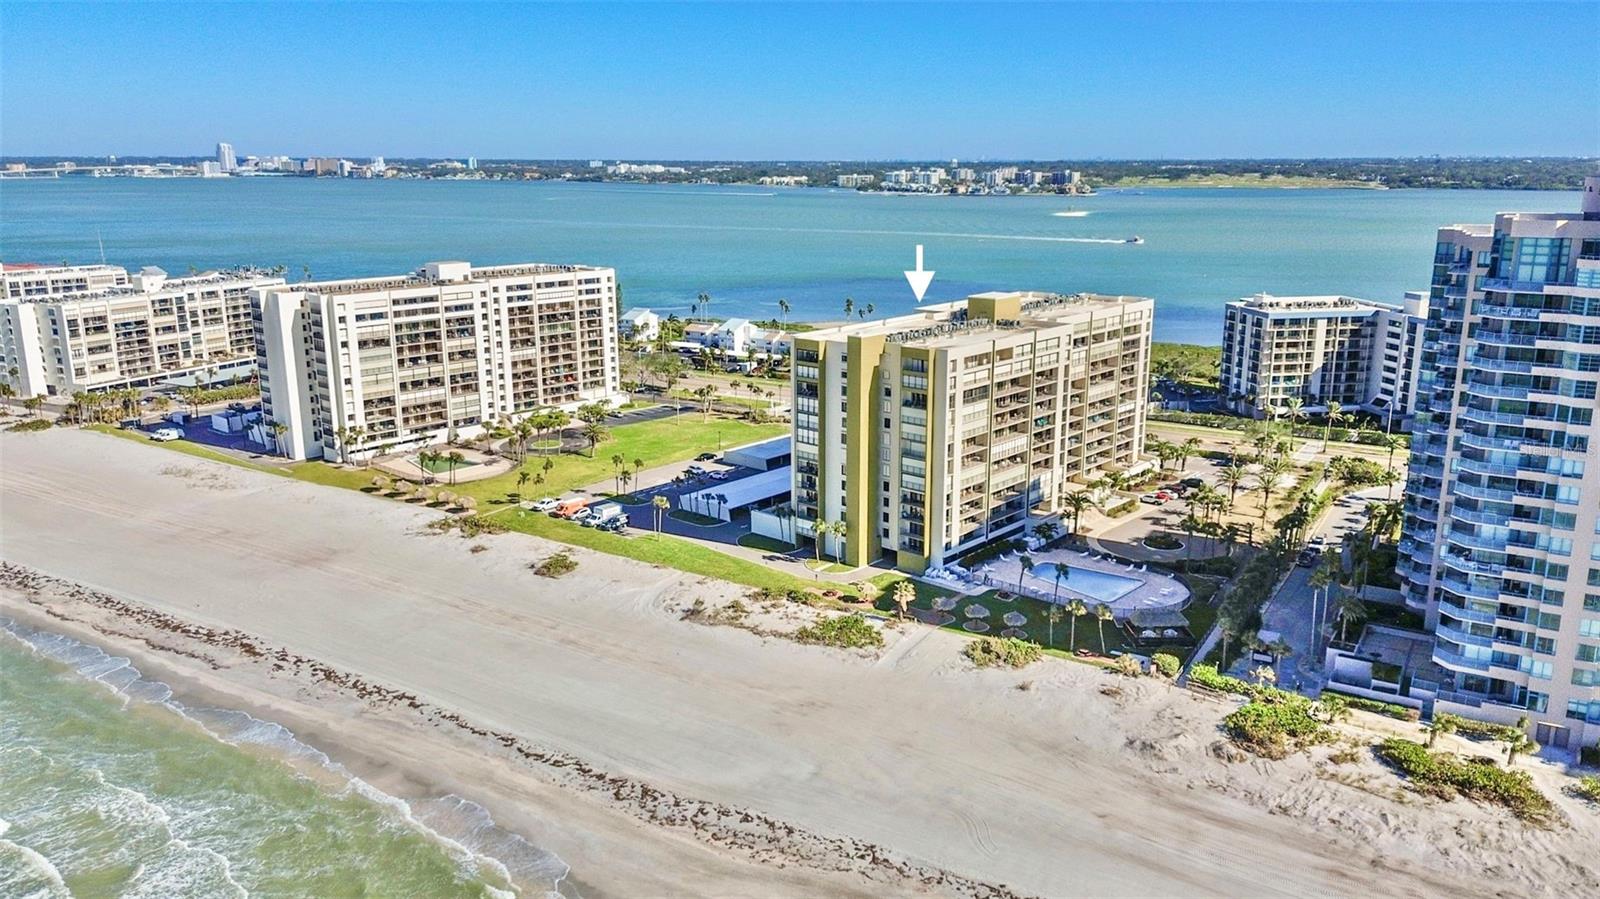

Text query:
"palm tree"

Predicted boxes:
[[1062, 491, 1092, 537], [1045, 605, 1064, 648], [581, 421, 609, 457], [1504, 726, 1539, 767], [1308, 560, 1338, 655], [777, 298, 791, 327], [1366, 500, 1404, 550], [811, 517, 828, 564], [1382, 432, 1407, 498], [1067, 599, 1088, 652], [269, 421, 289, 458], [828, 520, 848, 564], [333, 426, 352, 465], [23, 394, 44, 418], [1251, 665, 1278, 687], [611, 453, 626, 493], [693, 384, 718, 421], [1254, 455, 1292, 520], [1219, 464, 1248, 504], [1032, 521, 1059, 544], [1051, 564, 1068, 603], [1283, 396, 1305, 432], [1334, 593, 1368, 644], [893, 581, 915, 619], [1093, 603, 1114, 654], [516, 470, 531, 497], [446, 450, 466, 485], [351, 425, 369, 466], [1017, 554, 1034, 594], [843, 296, 855, 318], [1323, 400, 1343, 453], [651, 494, 670, 534], [1176, 437, 1200, 471], [1424, 714, 1458, 748]]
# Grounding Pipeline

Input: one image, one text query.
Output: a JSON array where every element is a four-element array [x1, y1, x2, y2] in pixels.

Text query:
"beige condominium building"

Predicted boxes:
[[0, 263, 282, 398], [1220, 292, 1429, 428], [255, 260, 622, 461], [791, 291, 1153, 572], [1399, 177, 1600, 751]]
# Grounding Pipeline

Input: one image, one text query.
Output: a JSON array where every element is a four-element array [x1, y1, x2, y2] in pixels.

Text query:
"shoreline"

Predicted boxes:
[[0, 574, 944, 899], [4, 428, 1597, 898]]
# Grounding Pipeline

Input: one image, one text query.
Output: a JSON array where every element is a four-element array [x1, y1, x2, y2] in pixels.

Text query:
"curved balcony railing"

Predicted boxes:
[[1459, 407, 1527, 427], [1439, 578, 1502, 603], [1433, 646, 1491, 673], [1462, 380, 1530, 400], [1440, 551, 1503, 577], [1456, 457, 1521, 478], [1473, 303, 1546, 321], [1454, 482, 1515, 502], [1471, 329, 1539, 346], [1445, 528, 1509, 553], [1458, 432, 1528, 453], [1465, 354, 1533, 374], [1436, 620, 1493, 648], [1450, 506, 1510, 528]]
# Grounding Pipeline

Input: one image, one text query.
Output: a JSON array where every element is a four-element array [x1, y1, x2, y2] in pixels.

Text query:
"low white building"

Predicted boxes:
[[709, 318, 761, 354], [619, 307, 660, 342], [749, 328, 792, 356]]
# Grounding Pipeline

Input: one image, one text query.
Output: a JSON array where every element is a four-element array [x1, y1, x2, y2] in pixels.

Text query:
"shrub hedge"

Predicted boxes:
[[1320, 689, 1422, 722], [1375, 738, 1554, 824], [1224, 696, 1330, 759], [1582, 745, 1600, 769], [1151, 653, 1181, 678], [794, 613, 884, 650], [964, 637, 1043, 669]]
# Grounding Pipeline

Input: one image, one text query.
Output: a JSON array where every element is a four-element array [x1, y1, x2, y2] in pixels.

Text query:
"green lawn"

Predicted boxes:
[[500, 508, 824, 595], [737, 533, 797, 553]]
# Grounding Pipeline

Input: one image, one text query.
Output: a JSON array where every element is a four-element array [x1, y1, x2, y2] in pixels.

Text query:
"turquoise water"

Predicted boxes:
[[0, 180, 1579, 342], [1030, 564, 1142, 602], [0, 619, 572, 898]]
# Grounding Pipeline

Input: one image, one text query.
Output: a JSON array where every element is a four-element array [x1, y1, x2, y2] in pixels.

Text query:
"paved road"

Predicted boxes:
[[1253, 486, 1390, 687]]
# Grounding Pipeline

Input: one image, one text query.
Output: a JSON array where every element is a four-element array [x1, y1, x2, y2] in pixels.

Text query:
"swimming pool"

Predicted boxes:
[[1029, 563, 1143, 603]]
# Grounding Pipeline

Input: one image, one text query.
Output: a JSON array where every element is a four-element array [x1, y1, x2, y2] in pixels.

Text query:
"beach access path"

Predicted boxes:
[[3, 428, 1591, 899]]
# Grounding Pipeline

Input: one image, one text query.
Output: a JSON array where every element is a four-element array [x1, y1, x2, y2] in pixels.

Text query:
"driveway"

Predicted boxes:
[[1254, 486, 1390, 688]]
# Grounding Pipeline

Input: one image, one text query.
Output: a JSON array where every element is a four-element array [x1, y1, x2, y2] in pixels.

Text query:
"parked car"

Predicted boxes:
[[686, 464, 707, 476], [694, 452, 717, 462], [1154, 490, 1176, 501], [708, 470, 729, 481], [1296, 550, 1319, 567], [528, 497, 559, 513], [148, 428, 182, 442], [552, 498, 590, 519], [571, 507, 597, 524], [1180, 477, 1205, 489], [1139, 493, 1165, 505], [596, 517, 627, 533]]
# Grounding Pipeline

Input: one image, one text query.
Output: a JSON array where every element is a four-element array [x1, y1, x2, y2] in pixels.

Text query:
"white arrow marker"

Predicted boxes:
[[903, 244, 935, 303]]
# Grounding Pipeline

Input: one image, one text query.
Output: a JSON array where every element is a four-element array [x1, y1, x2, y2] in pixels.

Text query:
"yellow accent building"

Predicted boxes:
[[791, 291, 1153, 571]]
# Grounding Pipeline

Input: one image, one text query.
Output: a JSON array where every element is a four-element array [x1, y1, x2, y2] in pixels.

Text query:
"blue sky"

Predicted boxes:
[[3, 1, 1596, 159]]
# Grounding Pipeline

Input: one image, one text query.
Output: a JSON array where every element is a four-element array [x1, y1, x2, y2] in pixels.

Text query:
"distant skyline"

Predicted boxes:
[[3, 2, 1597, 160]]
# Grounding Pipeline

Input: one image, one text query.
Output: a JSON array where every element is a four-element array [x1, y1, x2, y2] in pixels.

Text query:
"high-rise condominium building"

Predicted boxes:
[[791, 291, 1153, 571], [255, 260, 622, 461], [0, 263, 282, 397], [216, 142, 237, 173], [1399, 176, 1600, 751], [1219, 292, 1429, 427]]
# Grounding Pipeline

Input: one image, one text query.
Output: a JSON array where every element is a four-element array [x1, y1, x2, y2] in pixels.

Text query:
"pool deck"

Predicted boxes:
[[371, 446, 512, 485], [975, 549, 1190, 617]]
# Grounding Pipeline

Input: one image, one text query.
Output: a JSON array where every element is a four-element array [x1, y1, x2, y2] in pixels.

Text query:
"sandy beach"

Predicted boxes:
[[3, 428, 1597, 898]]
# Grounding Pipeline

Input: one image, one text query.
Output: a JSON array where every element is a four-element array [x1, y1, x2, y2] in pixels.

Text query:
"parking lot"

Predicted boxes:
[[540, 454, 788, 546]]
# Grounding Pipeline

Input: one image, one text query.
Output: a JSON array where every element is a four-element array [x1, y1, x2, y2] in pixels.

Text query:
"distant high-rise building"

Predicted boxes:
[[216, 142, 237, 172], [1400, 175, 1600, 753], [467, 157, 478, 170]]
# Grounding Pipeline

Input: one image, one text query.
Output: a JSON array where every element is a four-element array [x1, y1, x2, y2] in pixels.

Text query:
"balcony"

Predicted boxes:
[[1449, 506, 1510, 528], [1439, 594, 1500, 620], [1462, 380, 1529, 400], [1458, 432, 1528, 453], [1436, 620, 1493, 648], [1455, 457, 1520, 478], [1440, 552, 1503, 577], [1458, 407, 1526, 427], [1465, 355, 1533, 374], [1433, 646, 1491, 673], [1445, 529, 1509, 554], [1454, 482, 1515, 502]]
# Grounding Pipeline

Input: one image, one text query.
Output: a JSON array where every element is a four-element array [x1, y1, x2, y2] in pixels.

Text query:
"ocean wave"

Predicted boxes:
[[0, 816, 71, 899], [1050, 211, 1091, 217], [1, 616, 574, 897]]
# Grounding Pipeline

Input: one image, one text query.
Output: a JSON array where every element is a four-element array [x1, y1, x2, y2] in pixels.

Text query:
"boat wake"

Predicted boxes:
[[1050, 210, 1091, 217]]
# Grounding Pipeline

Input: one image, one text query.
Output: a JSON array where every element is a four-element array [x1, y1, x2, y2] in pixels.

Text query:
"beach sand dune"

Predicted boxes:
[[3, 429, 1596, 898]]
